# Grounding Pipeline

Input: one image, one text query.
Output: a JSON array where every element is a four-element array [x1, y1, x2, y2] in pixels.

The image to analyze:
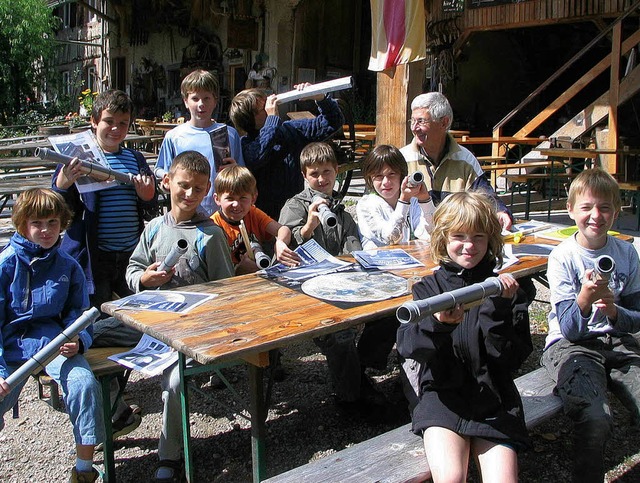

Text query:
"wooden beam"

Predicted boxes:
[[605, 21, 622, 173], [375, 62, 425, 147]]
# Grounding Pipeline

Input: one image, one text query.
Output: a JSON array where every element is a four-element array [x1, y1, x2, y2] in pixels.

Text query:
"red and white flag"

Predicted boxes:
[[368, 0, 426, 71]]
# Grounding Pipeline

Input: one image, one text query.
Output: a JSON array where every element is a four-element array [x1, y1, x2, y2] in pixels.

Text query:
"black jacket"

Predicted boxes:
[[396, 258, 532, 450]]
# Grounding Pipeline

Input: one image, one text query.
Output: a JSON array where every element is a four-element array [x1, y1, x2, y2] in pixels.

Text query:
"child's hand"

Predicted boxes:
[[301, 198, 325, 240], [0, 377, 10, 397], [219, 157, 237, 169], [577, 269, 614, 317], [498, 273, 519, 299], [293, 82, 324, 102], [399, 176, 423, 204], [55, 157, 84, 189], [59, 338, 80, 358], [235, 252, 259, 275], [140, 262, 175, 288], [133, 173, 156, 201], [275, 240, 300, 267], [265, 94, 279, 116], [434, 304, 464, 324]]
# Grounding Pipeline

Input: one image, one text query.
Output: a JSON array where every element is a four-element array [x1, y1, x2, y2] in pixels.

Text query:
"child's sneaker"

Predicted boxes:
[[69, 467, 99, 483]]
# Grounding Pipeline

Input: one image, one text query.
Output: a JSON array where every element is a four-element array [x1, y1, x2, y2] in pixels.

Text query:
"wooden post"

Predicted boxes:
[[606, 21, 622, 174], [376, 61, 425, 147]]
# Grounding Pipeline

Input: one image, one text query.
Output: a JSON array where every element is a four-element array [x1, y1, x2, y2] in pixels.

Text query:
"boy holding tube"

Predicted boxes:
[[279, 143, 393, 415], [0, 188, 104, 483], [542, 168, 640, 482], [53, 89, 157, 438], [126, 150, 233, 481], [211, 165, 299, 275]]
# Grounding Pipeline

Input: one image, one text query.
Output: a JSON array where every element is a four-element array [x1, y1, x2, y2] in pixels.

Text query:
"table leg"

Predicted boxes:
[[179, 353, 194, 482], [249, 364, 266, 482], [100, 375, 116, 482]]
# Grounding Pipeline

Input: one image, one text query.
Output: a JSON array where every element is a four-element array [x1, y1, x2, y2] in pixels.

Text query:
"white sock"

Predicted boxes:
[[76, 457, 93, 473]]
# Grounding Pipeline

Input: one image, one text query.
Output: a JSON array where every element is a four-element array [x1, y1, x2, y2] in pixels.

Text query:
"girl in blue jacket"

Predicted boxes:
[[0, 188, 104, 483]]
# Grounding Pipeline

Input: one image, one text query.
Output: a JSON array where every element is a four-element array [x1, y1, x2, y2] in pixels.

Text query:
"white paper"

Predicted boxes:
[[108, 334, 178, 376], [110, 290, 217, 313], [48, 130, 115, 193]]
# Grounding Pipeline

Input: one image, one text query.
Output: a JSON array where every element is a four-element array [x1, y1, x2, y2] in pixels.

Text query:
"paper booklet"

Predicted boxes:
[[48, 130, 114, 193], [502, 220, 551, 240], [109, 334, 178, 376], [352, 248, 424, 270], [263, 239, 353, 281], [209, 124, 230, 172], [536, 225, 619, 243], [109, 290, 217, 313]]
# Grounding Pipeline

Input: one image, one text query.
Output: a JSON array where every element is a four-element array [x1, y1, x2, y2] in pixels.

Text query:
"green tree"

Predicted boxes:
[[0, 0, 57, 123]]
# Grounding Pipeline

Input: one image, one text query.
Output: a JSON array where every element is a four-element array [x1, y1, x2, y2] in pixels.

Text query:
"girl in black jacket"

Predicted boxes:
[[397, 191, 532, 483]]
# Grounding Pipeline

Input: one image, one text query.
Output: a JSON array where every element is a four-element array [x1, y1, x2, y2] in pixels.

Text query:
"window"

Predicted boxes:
[[87, 67, 96, 93]]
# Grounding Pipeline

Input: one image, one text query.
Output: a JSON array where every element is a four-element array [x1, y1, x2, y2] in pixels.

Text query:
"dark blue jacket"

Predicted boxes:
[[0, 233, 90, 379], [241, 96, 343, 219], [52, 147, 157, 294]]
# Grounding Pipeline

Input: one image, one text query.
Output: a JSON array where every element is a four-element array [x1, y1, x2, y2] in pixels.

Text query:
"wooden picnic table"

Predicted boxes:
[[459, 136, 546, 145], [102, 239, 556, 482]]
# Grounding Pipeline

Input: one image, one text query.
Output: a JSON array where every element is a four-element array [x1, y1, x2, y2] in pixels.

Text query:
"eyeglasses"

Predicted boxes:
[[408, 118, 437, 127]]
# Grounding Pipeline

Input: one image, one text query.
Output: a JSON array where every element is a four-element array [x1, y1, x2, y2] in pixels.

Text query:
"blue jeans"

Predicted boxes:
[[0, 354, 105, 446]]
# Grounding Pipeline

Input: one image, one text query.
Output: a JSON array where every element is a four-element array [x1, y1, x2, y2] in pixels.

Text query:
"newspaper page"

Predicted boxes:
[[209, 124, 230, 173], [48, 130, 114, 193], [352, 248, 424, 270], [263, 239, 353, 281], [108, 334, 178, 376], [110, 290, 217, 313]]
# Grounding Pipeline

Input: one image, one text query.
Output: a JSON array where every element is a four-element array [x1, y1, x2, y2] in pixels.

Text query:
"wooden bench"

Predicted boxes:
[[264, 367, 562, 483], [35, 346, 131, 483]]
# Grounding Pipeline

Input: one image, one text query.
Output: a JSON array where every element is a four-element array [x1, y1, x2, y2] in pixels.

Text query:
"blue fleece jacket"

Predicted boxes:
[[0, 233, 91, 380]]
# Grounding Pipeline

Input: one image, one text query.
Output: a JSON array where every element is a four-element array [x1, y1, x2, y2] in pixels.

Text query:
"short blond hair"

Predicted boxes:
[[429, 191, 504, 266], [12, 188, 73, 238], [214, 165, 257, 196], [300, 142, 338, 172], [567, 168, 621, 212], [181, 69, 219, 100]]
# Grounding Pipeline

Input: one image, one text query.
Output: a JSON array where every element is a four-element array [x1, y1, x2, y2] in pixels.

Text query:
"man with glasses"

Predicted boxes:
[[400, 92, 513, 230]]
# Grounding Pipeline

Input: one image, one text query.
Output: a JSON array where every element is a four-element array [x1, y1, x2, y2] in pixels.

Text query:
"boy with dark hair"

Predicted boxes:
[[0, 188, 104, 483], [212, 165, 299, 275], [126, 150, 234, 482], [53, 88, 157, 437], [278, 142, 388, 413], [542, 168, 640, 482], [229, 84, 343, 219], [156, 69, 244, 215]]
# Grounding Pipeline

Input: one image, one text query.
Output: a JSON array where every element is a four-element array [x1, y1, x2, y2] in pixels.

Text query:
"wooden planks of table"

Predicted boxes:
[[101, 239, 558, 482]]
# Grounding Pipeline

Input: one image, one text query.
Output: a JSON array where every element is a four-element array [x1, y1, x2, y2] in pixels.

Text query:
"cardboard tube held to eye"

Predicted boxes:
[[1, 307, 100, 400], [158, 239, 188, 272], [35, 147, 134, 185], [397, 277, 503, 324]]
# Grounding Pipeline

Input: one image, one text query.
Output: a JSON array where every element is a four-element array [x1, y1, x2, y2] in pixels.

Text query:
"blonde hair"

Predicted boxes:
[[12, 188, 73, 237], [229, 88, 267, 135], [568, 168, 621, 212], [300, 142, 338, 172], [429, 192, 504, 266], [181, 69, 219, 100], [214, 165, 257, 196]]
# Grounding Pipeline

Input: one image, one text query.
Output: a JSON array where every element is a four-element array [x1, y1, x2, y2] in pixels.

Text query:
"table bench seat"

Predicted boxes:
[[264, 367, 561, 483]]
